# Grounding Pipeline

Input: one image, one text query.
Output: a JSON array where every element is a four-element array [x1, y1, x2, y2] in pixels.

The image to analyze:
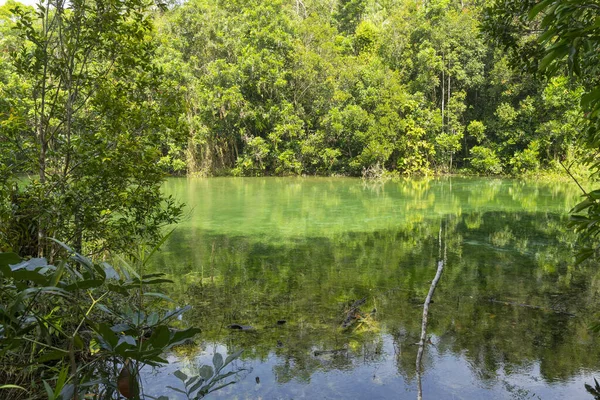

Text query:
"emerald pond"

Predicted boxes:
[[144, 177, 600, 399]]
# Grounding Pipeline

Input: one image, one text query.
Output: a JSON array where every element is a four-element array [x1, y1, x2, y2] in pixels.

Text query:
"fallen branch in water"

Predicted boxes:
[[341, 298, 367, 329], [416, 224, 446, 400]]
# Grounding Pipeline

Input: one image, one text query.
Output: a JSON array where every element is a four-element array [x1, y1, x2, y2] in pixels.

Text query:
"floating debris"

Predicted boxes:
[[341, 298, 367, 329], [314, 347, 347, 357], [340, 298, 377, 331]]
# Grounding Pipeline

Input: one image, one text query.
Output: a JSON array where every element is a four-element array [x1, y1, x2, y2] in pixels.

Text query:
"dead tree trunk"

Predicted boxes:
[[416, 224, 446, 400]]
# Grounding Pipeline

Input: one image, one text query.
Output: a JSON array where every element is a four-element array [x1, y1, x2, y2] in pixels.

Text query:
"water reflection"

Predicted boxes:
[[147, 177, 600, 399]]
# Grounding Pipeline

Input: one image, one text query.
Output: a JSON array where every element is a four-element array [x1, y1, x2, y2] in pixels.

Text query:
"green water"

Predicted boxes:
[[146, 177, 600, 399]]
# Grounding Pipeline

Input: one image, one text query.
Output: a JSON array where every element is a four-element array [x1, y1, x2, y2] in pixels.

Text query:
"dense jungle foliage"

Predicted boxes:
[[0, 0, 590, 183]]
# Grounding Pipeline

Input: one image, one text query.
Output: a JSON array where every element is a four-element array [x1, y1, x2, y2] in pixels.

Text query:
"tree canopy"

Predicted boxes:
[[0, 0, 182, 257]]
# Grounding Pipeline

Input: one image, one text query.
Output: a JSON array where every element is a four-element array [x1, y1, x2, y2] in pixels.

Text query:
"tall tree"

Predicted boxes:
[[1, 0, 182, 257]]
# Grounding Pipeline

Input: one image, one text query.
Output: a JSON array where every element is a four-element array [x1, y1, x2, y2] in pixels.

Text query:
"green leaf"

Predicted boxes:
[[528, 0, 554, 20], [51, 263, 66, 287], [57, 384, 74, 400], [213, 352, 224, 372], [167, 327, 201, 349], [148, 325, 171, 350], [97, 303, 116, 316], [581, 88, 600, 108], [74, 334, 84, 349], [186, 376, 201, 386], [159, 306, 191, 324], [198, 365, 214, 380], [173, 370, 188, 382], [15, 287, 70, 302], [206, 381, 236, 394], [0, 384, 27, 391], [36, 349, 69, 363], [96, 323, 118, 349], [224, 349, 244, 367], [116, 335, 137, 349], [587, 189, 600, 200], [215, 369, 240, 380], [101, 262, 120, 280], [10, 270, 51, 285], [48, 239, 75, 254], [145, 355, 169, 365], [141, 273, 167, 279], [147, 312, 159, 327], [142, 278, 174, 285], [43, 381, 54, 400], [143, 292, 175, 303], [107, 283, 129, 296], [143, 229, 174, 266], [188, 377, 206, 394], [110, 323, 132, 333], [10, 258, 49, 271], [0, 253, 21, 274], [572, 198, 594, 213], [539, 46, 568, 71], [64, 279, 104, 291]]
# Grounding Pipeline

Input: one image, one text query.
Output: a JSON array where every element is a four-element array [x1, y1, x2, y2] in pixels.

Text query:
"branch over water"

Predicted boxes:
[[416, 223, 446, 400]]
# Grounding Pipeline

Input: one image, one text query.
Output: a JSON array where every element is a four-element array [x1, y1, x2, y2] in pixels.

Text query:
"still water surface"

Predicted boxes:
[[146, 177, 600, 399]]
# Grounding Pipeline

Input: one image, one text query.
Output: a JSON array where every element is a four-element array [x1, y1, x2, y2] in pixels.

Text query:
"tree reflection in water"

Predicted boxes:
[[146, 178, 599, 398]]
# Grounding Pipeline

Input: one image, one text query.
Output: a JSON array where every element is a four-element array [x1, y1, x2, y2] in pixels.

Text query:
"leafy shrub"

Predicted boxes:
[[233, 137, 270, 176], [0, 240, 200, 399], [467, 120, 486, 143], [510, 141, 540, 174], [470, 146, 502, 174]]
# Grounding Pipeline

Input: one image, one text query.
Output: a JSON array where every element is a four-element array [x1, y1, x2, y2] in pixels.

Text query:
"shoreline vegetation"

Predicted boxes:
[[187, 167, 591, 186]]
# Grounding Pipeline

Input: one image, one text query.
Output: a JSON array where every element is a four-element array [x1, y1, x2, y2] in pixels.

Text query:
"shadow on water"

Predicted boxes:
[[144, 178, 600, 399]]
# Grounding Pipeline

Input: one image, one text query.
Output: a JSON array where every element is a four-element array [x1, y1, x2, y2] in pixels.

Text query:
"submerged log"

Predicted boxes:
[[341, 298, 367, 328], [314, 347, 348, 357]]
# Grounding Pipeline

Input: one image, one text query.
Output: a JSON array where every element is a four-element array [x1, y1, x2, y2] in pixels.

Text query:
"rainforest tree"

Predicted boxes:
[[0, 0, 182, 257]]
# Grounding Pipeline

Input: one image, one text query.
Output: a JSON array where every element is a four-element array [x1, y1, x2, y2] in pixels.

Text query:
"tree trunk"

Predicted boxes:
[[441, 53, 445, 132], [38, 125, 47, 258]]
